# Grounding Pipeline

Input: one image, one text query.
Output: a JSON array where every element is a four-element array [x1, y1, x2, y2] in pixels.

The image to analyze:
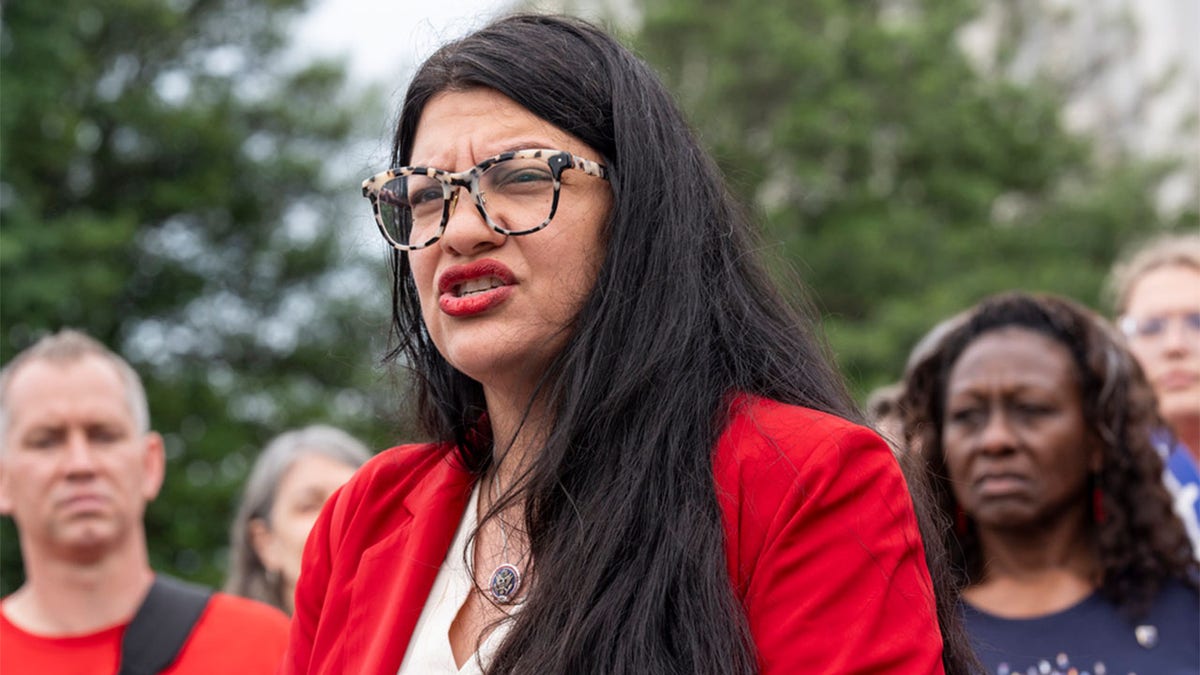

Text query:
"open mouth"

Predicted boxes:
[[437, 259, 517, 316], [454, 276, 507, 297]]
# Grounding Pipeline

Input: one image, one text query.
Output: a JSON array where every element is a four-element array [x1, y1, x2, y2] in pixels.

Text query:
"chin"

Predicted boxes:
[[447, 343, 561, 391], [971, 506, 1038, 530], [56, 522, 122, 553], [1161, 392, 1200, 426]]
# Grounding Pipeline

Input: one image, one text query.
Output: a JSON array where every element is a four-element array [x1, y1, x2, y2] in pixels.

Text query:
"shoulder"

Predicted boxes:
[[310, 441, 474, 560], [715, 397, 943, 672], [715, 394, 891, 486], [200, 592, 289, 630], [326, 442, 466, 520], [713, 394, 912, 578], [722, 395, 875, 446], [350, 441, 461, 485], [173, 593, 289, 673], [1148, 579, 1200, 622], [1147, 580, 1200, 657]]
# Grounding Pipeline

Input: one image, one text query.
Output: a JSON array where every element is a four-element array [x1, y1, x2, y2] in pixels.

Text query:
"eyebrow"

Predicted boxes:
[[410, 140, 561, 169], [947, 382, 1061, 399]]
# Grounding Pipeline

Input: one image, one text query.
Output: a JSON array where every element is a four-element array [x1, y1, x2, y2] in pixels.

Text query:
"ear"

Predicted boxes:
[[248, 517, 281, 572], [141, 432, 167, 502]]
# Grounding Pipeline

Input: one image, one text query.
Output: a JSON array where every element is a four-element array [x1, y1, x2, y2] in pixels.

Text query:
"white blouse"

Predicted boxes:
[[397, 484, 516, 674]]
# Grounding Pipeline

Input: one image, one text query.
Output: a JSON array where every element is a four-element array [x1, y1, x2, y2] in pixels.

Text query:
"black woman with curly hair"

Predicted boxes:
[[902, 292, 1200, 675]]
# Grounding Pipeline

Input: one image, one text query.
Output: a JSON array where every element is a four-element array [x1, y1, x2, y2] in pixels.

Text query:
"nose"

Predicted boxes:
[[975, 409, 1017, 456], [436, 185, 507, 256], [63, 430, 98, 477]]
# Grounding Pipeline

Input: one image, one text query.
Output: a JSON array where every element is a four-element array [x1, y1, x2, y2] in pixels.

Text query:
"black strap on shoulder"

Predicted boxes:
[[117, 574, 213, 675]]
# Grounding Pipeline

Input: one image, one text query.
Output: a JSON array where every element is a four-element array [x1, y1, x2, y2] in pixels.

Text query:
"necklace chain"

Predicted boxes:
[[486, 470, 522, 604]]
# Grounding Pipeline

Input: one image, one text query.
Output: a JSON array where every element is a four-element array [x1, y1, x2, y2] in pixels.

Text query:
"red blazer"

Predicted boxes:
[[283, 396, 944, 674]]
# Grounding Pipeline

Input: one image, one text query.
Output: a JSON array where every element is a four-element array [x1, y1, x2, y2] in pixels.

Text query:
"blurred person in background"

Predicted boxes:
[[284, 13, 976, 675], [902, 293, 1199, 675], [1109, 232, 1200, 552], [865, 382, 905, 451], [868, 312, 970, 455], [225, 424, 370, 615], [0, 329, 289, 674]]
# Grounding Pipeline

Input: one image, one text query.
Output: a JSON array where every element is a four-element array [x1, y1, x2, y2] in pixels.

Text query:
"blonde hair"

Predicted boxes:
[[1107, 233, 1200, 314]]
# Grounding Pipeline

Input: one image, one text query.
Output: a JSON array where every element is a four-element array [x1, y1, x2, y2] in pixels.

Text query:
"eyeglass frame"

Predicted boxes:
[[1118, 311, 1200, 342], [361, 148, 609, 252]]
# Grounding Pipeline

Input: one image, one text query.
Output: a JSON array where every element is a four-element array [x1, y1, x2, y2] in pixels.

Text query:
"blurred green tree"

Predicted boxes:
[[0, 0, 399, 593], [632, 0, 1196, 397]]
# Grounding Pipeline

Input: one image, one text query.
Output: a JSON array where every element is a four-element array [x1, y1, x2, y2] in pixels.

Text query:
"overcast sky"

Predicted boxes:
[[291, 0, 511, 87]]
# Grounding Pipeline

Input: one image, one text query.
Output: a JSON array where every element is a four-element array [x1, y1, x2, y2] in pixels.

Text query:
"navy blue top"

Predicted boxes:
[[962, 581, 1199, 675]]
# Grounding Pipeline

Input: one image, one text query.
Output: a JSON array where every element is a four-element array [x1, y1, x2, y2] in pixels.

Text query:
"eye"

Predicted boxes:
[[24, 430, 64, 450], [1013, 402, 1053, 418], [295, 500, 323, 515], [290, 489, 332, 516], [1184, 312, 1200, 332], [88, 425, 125, 444], [947, 407, 983, 427], [407, 186, 445, 207], [1137, 316, 1168, 337], [486, 162, 554, 191]]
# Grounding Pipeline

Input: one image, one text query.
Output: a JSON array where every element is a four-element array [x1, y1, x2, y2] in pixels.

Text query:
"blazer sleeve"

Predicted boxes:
[[721, 407, 945, 674]]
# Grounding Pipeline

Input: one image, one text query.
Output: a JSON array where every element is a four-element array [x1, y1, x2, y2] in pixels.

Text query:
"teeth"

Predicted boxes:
[[455, 277, 504, 297]]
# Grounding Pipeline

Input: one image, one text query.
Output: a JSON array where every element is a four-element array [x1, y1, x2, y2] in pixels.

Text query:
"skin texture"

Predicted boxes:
[[249, 453, 357, 615], [405, 87, 612, 437], [0, 356, 164, 564], [1123, 265, 1200, 455], [942, 328, 1101, 617]]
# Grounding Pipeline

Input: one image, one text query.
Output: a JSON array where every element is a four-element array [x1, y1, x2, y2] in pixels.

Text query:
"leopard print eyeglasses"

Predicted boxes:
[[361, 149, 609, 251]]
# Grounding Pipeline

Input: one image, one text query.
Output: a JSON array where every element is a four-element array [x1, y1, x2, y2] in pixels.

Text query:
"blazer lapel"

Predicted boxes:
[[346, 456, 476, 673]]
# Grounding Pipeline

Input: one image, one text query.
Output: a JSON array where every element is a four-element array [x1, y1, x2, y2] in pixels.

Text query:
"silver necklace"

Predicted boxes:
[[486, 472, 522, 604]]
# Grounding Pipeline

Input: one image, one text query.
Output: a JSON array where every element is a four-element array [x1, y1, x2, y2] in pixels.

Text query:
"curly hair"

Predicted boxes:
[[901, 292, 1198, 619]]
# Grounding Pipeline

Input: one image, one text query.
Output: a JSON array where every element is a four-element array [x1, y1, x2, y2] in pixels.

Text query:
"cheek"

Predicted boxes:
[[408, 256, 436, 302], [407, 256, 441, 331], [541, 234, 604, 303], [940, 430, 969, 477], [276, 512, 319, 553], [939, 433, 975, 500], [1127, 341, 1160, 371]]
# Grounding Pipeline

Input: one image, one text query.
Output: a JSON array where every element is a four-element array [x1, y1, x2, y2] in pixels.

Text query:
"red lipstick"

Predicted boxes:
[[437, 259, 516, 317]]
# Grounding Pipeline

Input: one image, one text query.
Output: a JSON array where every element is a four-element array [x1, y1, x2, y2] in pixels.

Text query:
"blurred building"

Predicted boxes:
[[958, 0, 1199, 215], [527, 0, 1199, 215]]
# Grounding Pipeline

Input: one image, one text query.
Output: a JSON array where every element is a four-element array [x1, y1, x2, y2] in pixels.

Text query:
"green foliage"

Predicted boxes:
[[633, 0, 1197, 396], [0, 0, 399, 593]]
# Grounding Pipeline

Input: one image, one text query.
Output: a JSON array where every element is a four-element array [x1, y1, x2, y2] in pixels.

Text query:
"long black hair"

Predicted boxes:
[[388, 14, 974, 674], [902, 292, 1199, 619]]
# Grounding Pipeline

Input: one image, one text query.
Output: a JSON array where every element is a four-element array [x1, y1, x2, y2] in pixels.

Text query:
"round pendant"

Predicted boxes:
[[488, 563, 521, 603]]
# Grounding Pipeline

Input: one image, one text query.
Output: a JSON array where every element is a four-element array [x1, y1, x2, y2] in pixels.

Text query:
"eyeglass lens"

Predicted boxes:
[[1122, 312, 1200, 341], [376, 158, 559, 248]]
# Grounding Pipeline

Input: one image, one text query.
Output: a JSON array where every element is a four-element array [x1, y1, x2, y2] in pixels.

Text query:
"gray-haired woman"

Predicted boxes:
[[225, 425, 371, 614]]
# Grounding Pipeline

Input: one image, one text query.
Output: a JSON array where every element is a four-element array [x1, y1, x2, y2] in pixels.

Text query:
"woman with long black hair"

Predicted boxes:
[[284, 14, 972, 674]]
